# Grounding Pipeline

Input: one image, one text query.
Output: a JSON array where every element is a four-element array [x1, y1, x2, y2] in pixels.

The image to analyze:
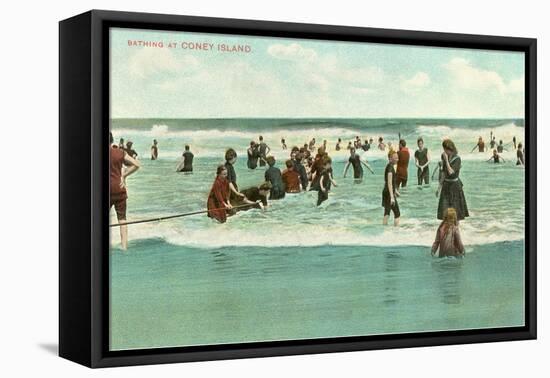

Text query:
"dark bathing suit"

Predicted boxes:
[[126, 148, 138, 159], [258, 143, 268, 166], [235, 187, 268, 212], [179, 151, 194, 172], [247, 147, 259, 169], [437, 154, 469, 220], [294, 160, 308, 189], [224, 161, 240, 202], [382, 163, 400, 217], [415, 147, 430, 185], [309, 158, 325, 191], [317, 169, 331, 206], [348, 155, 363, 179], [265, 166, 285, 200]]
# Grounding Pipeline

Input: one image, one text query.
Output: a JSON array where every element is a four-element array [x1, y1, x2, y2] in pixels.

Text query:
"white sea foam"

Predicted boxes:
[[109, 120, 525, 251], [150, 124, 169, 136], [110, 210, 524, 250], [117, 122, 524, 142], [114, 126, 363, 141], [115, 122, 524, 162], [416, 122, 523, 139]]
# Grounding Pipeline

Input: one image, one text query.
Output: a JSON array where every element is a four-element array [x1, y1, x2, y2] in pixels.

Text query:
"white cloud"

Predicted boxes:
[[507, 77, 525, 93], [159, 60, 290, 117], [349, 86, 373, 95], [128, 48, 199, 79], [401, 72, 431, 93], [304, 72, 330, 92], [294, 54, 385, 95], [340, 66, 386, 88], [308, 54, 384, 86], [266, 44, 385, 96], [267, 43, 318, 61], [444, 57, 523, 94]]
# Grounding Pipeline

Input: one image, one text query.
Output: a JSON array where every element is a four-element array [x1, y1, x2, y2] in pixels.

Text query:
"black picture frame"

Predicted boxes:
[[59, 9, 537, 368]]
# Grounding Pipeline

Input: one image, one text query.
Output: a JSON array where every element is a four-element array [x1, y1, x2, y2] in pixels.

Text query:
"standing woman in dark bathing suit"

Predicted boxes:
[[247, 141, 259, 169], [224, 148, 245, 204], [151, 139, 159, 160], [382, 150, 400, 226], [437, 139, 469, 221]]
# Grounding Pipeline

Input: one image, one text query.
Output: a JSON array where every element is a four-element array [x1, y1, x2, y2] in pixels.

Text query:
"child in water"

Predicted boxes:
[[431, 208, 465, 258]]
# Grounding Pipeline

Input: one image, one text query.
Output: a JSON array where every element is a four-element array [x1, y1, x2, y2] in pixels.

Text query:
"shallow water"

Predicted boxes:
[[110, 241, 524, 350], [109, 118, 525, 350]]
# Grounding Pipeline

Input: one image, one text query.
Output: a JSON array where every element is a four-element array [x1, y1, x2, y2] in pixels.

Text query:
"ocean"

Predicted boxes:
[[109, 118, 525, 350]]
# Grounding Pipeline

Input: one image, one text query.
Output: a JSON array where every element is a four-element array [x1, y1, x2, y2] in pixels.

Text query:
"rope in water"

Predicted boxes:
[[109, 202, 260, 227]]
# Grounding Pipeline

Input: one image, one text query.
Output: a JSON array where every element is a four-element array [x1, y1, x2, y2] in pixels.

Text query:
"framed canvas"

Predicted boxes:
[[59, 10, 537, 368]]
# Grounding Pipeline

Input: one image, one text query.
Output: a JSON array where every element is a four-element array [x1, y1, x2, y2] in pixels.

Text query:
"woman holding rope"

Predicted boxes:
[[207, 165, 233, 223], [110, 164, 261, 228]]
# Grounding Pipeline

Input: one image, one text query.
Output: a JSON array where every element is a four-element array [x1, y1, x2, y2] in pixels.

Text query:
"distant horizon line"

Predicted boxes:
[[110, 116, 524, 120]]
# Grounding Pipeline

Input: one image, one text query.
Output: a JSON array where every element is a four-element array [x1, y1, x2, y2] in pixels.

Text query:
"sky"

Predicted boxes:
[[110, 27, 525, 119]]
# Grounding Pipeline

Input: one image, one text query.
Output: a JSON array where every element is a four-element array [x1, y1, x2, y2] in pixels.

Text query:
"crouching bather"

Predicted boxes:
[[233, 182, 272, 212]]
